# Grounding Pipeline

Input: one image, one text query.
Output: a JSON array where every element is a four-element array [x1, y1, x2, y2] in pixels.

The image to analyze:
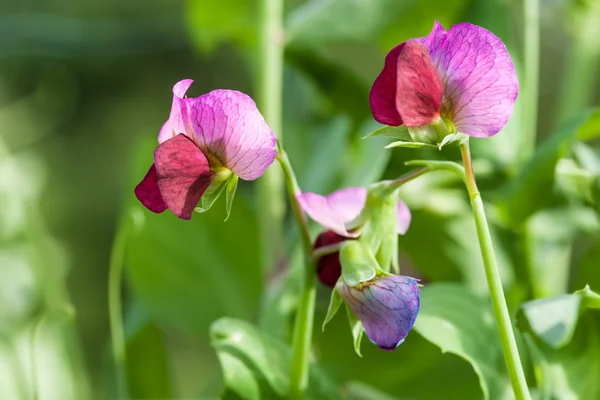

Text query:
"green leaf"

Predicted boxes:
[[386, 141, 437, 149], [576, 285, 600, 310], [286, 0, 413, 45], [225, 174, 239, 221], [339, 241, 377, 287], [414, 283, 511, 400], [362, 125, 411, 141], [555, 158, 597, 204], [346, 304, 364, 357], [323, 288, 343, 331], [499, 108, 600, 226], [186, 0, 258, 54]]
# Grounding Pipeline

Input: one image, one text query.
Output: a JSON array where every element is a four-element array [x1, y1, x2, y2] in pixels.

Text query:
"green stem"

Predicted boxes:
[[256, 0, 285, 275], [108, 215, 130, 398], [522, 0, 539, 161], [276, 150, 316, 399], [460, 143, 530, 400], [313, 242, 343, 259]]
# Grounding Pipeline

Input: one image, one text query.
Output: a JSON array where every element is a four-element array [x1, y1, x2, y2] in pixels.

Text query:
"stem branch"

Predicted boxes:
[[459, 143, 530, 400], [276, 150, 316, 399]]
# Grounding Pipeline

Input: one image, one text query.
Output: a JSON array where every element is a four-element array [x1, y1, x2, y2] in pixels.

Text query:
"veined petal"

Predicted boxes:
[[154, 134, 214, 220], [419, 22, 519, 137], [180, 87, 277, 180], [396, 200, 412, 235], [134, 164, 168, 214], [370, 41, 443, 127], [337, 275, 420, 351], [297, 187, 367, 237], [158, 79, 194, 143]]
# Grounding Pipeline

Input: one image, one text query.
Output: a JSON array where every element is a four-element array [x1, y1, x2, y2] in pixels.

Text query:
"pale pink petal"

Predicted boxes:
[[158, 79, 194, 144], [154, 134, 214, 220], [396, 200, 411, 235], [180, 89, 277, 180], [297, 187, 367, 237], [419, 22, 519, 137], [134, 164, 168, 214]]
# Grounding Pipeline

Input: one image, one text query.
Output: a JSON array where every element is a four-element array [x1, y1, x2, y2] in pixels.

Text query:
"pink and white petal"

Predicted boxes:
[[158, 79, 194, 144], [395, 200, 412, 235], [134, 164, 168, 214], [181, 89, 277, 180], [421, 22, 518, 137], [369, 43, 405, 126], [297, 187, 367, 237], [154, 134, 215, 220]]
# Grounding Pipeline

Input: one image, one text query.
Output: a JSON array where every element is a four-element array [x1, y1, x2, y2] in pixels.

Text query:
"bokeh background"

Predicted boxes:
[[1, 0, 600, 399]]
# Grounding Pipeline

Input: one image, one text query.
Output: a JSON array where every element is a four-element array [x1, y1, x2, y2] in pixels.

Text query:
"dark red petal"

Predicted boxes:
[[154, 134, 215, 220], [369, 43, 405, 126], [314, 230, 349, 288], [134, 164, 168, 214], [395, 40, 443, 127]]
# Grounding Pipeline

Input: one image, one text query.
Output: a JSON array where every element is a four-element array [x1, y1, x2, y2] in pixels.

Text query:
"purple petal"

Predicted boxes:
[[419, 22, 519, 137], [297, 187, 367, 237], [337, 275, 420, 351], [396, 200, 412, 235], [154, 134, 215, 220], [158, 79, 194, 143], [177, 86, 277, 180], [134, 164, 168, 214]]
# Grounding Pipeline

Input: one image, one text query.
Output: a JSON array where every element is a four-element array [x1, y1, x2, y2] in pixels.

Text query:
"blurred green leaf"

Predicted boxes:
[[499, 108, 600, 226], [225, 174, 239, 221], [186, 0, 258, 54], [386, 141, 437, 149], [414, 283, 511, 400], [286, 0, 413, 45], [555, 158, 597, 204]]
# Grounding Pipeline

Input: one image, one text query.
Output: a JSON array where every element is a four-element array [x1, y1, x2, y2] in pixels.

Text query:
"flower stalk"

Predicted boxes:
[[275, 149, 316, 399], [459, 142, 530, 400]]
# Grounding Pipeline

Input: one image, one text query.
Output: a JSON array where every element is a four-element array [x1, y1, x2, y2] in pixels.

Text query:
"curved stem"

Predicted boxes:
[[459, 143, 530, 400], [276, 150, 316, 399], [108, 215, 130, 398], [313, 243, 343, 260]]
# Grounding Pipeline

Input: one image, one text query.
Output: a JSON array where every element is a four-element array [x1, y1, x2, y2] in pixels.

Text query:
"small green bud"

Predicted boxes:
[[339, 241, 377, 287]]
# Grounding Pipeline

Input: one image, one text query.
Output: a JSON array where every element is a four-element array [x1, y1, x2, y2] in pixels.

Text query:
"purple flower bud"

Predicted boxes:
[[337, 275, 420, 351], [314, 230, 348, 287]]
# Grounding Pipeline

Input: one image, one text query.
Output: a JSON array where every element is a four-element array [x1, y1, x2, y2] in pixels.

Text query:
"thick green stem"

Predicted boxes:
[[460, 143, 531, 400], [257, 0, 285, 274], [108, 215, 130, 398], [276, 150, 316, 399], [522, 0, 539, 161]]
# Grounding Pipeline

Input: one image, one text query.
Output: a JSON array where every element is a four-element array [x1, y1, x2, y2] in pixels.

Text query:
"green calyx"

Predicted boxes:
[[339, 241, 378, 287], [194, 168, 239, 220]]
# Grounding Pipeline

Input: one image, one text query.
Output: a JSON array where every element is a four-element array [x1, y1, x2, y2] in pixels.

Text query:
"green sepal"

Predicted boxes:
[[359, 190, 398, 272], [362, 125, 411, 141], [346, 304, 364, 357], [437, 132, 469, 150], [385, 140, 437, 149], [322, 286, 343, 332], [194, 168, 232, 214], [339, 241, 377, 287], [224, 174, 239, 221]]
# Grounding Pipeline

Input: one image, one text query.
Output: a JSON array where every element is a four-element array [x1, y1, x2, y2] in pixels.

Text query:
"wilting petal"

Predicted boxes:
[[134, 164, 168, 214], [370, 41, 443, 127], [297, 187, 367, 237], [314, 230, 349, 287], [154, 134, 214, 220], [177, 87, 277, 180], [419, 22, 518, 137], [396, 200, 411, 235], [158, 79, 194, 143], [337, 275, 420, 351]]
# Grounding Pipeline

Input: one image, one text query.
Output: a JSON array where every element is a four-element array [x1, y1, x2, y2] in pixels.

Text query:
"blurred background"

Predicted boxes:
[[1, 0, 599, 399]]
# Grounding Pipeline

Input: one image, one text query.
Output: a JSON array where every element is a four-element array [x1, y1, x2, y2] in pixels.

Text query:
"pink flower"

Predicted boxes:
[[135, 80, 277, 219], [370, 21, 518, 138]]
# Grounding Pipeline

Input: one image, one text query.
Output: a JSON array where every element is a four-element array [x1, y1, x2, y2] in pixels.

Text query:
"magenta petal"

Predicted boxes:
[[179, 89, 277, 180], [338, 276, 420, 351], [158, 79, 194, 143], [154, 134, 214, 220], [370, 43, 405, 126], [297, 187, 367, 237], [420, 22, 519, 137], [396, 200, 412, 235], [134, 164, 168, 214]]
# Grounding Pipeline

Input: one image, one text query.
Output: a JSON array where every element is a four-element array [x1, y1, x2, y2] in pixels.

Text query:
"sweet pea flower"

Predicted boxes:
[[337, 275, 420, 351], [370, 21, 518, 140], [298, 187, 411, 287], [135, 80, 277, 219]]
